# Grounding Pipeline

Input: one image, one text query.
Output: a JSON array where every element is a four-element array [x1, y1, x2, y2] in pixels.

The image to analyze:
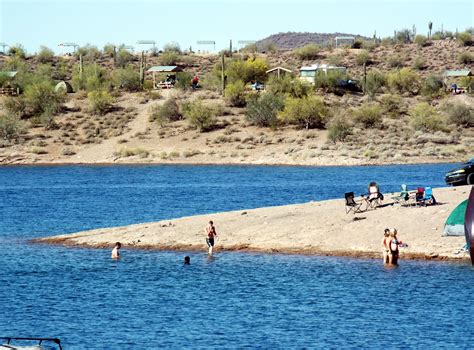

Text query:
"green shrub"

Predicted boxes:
[[37, 46, 54, 63], [150, 97, 181, 126], [294, 44, 320, 60], [365, 70, 386, 99], [225, 57, 268, 84], [314, 70, 348, 93], [457, 31, 473, 46], [1, 96, 27, 117], [103, 43, 116, 58], [409, 103, 445, 131], [279, 96, 328, 129], [352, 103, 383, 128], [159, 51, 180, 66], [245, 93, 284, 127], [175, 72, 193, 91], [413, 56, 427, 70], [75, 44, 101, 61], [414, 35, 429, 47], [380, 94, 404, 118], [458, 52, 474, 64], [182, 100, 217, 132], [355, 50, 371, 66], [116, 147, 150, 158], [395, 29, 412, 43], [163, 42, 181, 53], [24, 80, 65, 117], [113, 65, 141, 92], [72, 64, 109, 92], [441, 101, 474, 127], [116, 48, 134, 68], [421, 75, 444, 98], [362, 40, 377, 51], [327, 54, 344, 66], [0, 73, 11, 88], [8, 44, 26, 59], [225, 80, 247, 107], [0, 113, 26, 141], [387, 55, 403, 68], [327, 113, 352, 143], [88, 90, 114, 115], [387, 68, 420, 95], [39, 106, 58, 130], [266, 75, 310, 98]]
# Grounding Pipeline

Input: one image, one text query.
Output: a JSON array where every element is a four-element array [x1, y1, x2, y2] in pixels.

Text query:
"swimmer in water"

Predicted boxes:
[[111, 242, 121, 259], [184, 256, 190, 265]]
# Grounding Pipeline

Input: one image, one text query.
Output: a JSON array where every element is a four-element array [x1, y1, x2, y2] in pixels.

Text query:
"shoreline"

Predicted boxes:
[[34, 186, 472, 264], [0, 159, 459, 168], [32, 238, 469, 263]]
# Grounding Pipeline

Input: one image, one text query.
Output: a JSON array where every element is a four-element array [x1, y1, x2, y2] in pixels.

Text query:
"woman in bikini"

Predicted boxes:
[[388, 229, 400, 265]]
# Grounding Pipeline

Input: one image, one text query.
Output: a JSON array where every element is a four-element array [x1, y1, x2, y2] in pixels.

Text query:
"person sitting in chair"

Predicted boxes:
[[366, 182, 384, 208]]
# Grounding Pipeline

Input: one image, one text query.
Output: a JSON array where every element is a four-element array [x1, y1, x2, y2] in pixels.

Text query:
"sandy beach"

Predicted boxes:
[[35, 185, 472, 262]]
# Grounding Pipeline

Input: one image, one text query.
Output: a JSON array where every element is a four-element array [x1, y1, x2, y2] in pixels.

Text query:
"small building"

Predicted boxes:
[[443, 69, 472, 93], [299, 64, 346, 85], [335, 36, 355, 48], [147, 65, 183, 89], [266, 67, 292, 79]]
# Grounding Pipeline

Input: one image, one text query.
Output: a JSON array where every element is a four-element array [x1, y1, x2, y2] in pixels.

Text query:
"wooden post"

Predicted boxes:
[[79, 54, 83, 80], [221, 52, 225, 96], [363, 62, 367, 95]]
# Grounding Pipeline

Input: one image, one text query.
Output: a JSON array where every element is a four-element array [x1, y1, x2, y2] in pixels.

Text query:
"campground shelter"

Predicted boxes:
[[443, 69, 472, 92], [147, 65, 183, 89], [299, 64, 346, 85], [266, 67, 292, 79]]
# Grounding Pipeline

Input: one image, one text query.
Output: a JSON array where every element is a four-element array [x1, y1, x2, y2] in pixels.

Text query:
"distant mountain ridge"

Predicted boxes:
[[256, 32, 371, 50]]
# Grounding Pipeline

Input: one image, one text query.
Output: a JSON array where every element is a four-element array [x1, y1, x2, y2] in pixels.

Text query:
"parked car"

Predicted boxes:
[[445, 158, 474, 186]]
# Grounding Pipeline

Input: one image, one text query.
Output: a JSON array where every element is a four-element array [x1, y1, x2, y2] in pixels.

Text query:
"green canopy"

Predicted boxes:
[[443, 199, 467, 236]]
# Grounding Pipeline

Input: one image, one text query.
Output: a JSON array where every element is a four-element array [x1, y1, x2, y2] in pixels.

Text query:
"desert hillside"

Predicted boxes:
[[0, 33, 473, 166]]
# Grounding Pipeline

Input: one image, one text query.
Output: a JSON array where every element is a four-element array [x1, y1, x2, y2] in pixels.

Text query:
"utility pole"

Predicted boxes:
[[221, 52, 226, 97], [140, 51, 145, 89], [229, 39, 233, 56]]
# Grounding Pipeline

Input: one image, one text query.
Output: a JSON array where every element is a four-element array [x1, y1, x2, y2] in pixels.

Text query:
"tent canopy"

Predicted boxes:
[[443, 199, 468, 236]]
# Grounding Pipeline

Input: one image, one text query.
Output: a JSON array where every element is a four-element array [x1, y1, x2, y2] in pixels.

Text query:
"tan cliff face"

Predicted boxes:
[[35, 186, 471, 262]]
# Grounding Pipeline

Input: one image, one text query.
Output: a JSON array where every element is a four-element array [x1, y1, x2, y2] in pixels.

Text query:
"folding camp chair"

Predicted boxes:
[[415, 187, 425, 206], [391, 184, 410, 206], [416, 186, 437, 206], [365, 182, 384, 209], [345, 192, 364, 214]]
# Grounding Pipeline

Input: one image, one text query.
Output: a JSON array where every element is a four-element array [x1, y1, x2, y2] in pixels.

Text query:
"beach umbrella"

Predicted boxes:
[[442, 199, 467, 236]]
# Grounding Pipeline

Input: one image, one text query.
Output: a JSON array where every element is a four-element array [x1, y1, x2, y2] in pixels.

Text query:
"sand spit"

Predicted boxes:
[[35, 186, 472, 262]]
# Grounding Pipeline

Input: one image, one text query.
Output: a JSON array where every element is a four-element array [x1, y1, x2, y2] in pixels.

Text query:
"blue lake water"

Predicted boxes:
[[0, 163, 473, 349]]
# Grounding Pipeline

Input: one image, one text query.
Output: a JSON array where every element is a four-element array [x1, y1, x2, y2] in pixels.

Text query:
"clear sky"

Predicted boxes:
[[0, 0, 472, 54]]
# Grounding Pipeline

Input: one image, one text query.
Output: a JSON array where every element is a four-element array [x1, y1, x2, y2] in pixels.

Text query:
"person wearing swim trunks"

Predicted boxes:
[[382, 228, 390, 264], [205, 220, 218, 255], [111, 242, 121, 259]]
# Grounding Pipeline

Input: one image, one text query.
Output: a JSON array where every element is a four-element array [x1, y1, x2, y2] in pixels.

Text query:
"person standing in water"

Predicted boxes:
[[205, 221, 218, 255], [111, 242, 121, 259], [382, 228, 390, 264], [388, 229, 400, 265]]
